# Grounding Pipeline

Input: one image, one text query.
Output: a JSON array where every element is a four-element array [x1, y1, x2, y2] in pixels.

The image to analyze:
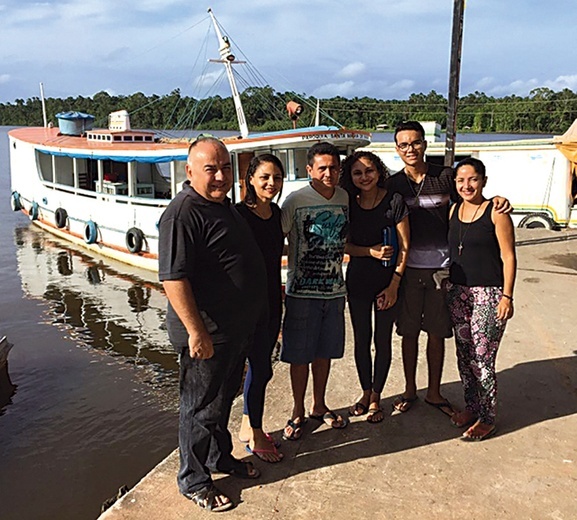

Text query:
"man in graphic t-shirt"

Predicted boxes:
[[280, 142, 349, 441], [387, 121, 510, 419]]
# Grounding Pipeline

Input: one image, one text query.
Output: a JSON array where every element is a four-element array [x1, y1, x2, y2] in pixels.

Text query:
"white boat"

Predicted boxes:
[[8, 9, 371, 272], [365, 121, 577, 229]]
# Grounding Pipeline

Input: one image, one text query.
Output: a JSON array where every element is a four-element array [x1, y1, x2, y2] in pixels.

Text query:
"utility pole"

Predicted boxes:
[[444, 0, 466, 167]]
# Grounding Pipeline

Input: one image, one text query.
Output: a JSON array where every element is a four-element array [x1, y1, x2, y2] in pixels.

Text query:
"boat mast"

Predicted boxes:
[[444, 0, 466, 167], [39, 82, 48, 128], [207, 8, 249, 138]]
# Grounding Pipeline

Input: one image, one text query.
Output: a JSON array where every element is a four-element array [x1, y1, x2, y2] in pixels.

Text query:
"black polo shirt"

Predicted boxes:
[[158, 182, 266, 350]]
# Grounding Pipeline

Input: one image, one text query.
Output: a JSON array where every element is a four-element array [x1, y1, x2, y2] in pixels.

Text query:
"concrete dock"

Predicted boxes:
[[100, 228, 577, 520]]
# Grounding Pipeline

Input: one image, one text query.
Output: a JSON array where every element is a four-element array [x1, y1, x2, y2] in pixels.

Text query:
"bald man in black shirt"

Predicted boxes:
[[159, 137, 266, 512]]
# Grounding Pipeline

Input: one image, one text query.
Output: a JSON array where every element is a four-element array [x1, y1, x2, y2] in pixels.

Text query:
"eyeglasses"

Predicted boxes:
[[396, 139, 425, 151]]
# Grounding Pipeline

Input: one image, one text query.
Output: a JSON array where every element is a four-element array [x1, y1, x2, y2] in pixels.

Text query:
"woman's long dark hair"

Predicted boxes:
[[339, 150, 390, 196], [243, 154, 285, 206]]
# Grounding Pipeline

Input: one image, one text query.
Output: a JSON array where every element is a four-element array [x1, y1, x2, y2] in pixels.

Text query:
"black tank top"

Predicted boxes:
[[448, 201, 504, 287]]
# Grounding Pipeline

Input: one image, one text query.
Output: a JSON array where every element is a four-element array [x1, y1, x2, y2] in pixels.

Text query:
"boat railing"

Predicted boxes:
[[42, 180, 171, 208]]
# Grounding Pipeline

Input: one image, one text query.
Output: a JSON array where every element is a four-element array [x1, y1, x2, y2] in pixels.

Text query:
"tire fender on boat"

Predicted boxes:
[[55, 208, 68, 229], [125, 227, 145, 254], [10, 191, 22, 211], [84, 220, 98, 244], [29, 201, 39, 221]]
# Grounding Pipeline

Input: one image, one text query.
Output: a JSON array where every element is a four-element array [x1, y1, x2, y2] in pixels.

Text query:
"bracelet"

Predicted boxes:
[[502, 294, 513, 301], [393, 271, 403, 279]]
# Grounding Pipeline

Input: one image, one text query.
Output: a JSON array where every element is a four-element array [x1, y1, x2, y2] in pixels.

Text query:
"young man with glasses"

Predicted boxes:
[[387, 121, 510, 419]]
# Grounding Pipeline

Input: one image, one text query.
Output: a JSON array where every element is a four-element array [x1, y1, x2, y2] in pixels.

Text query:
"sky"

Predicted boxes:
[[1, 0, 576, 104]]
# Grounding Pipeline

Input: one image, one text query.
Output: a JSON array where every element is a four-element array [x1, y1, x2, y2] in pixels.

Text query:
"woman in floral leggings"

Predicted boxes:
[[445, 158, 517, 441]]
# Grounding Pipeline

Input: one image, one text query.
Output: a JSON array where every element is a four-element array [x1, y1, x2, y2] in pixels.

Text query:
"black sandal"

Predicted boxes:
[[223, 460, 261, 479], [185, 484, 234, 512]]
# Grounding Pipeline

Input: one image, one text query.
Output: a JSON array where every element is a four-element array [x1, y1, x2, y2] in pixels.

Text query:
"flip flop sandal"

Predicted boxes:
[[184, 484, 234, 512], [424, 399, 456, 418], [309, 410, 349, 429], [220, 460, 261, 479], [282, 418, 305, 441], [461, 425, 498, 442], [393, 395, 418, 413], [245, 444, 284, 463], [348, 401, 369, 416]]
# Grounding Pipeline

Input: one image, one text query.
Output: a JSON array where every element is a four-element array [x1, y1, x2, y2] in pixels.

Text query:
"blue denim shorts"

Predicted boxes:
[[280, 296, 345, 364]]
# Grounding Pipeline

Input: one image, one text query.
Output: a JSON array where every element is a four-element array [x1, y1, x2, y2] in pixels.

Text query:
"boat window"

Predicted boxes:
[[134, 136, 143, 142], [37, 152, 53, 182], [173, 161, 187, 189], [294, 149, 308, 180], [274, 150, 289, 178]]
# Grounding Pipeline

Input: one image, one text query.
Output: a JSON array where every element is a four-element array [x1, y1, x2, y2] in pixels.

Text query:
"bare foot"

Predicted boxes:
[[238, 414, 252, 443], [451, 409, 477, 428], [247, 430, 283, 463]]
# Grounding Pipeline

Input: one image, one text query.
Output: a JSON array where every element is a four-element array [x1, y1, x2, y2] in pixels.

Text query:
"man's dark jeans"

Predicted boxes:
[[177, 338, 249, 495]]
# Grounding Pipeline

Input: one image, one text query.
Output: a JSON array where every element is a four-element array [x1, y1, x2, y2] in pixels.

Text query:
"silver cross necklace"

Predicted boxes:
[[458, 202, 483, 255]]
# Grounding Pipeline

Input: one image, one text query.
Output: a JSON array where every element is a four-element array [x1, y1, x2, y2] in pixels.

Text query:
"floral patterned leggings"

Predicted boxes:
[[446, 283, 507, 425]]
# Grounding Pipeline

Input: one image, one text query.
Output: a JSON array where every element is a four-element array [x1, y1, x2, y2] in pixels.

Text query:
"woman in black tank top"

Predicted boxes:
[[446, 157, 517, 441]]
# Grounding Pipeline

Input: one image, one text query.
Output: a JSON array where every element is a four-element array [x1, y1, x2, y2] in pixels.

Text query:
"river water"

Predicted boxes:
[[0, 127, 180, 520]]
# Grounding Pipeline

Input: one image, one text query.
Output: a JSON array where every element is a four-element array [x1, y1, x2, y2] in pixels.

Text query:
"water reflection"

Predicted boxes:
[[0, 338, 16, 415], [14, 225, 178, 400]]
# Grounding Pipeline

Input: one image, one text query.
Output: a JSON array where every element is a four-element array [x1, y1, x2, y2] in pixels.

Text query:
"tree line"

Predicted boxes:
[[1, 86, 576, 134]]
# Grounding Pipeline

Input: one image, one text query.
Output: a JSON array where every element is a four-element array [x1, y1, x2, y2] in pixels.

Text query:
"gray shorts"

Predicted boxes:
[[396, 267, 453, 338], [280, 296, 345, 365]]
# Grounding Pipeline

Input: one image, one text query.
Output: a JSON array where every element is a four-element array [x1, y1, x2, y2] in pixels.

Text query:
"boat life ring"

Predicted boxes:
[[84, 220, 98, 244], [125, 227, 145, 254], [55, 208, 68, 229], [10, 191, 22, 211], [29, 201, 39, 221]]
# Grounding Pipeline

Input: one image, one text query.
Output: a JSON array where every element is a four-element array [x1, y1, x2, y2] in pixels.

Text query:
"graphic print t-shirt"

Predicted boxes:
[[281, 184, 348, 298]]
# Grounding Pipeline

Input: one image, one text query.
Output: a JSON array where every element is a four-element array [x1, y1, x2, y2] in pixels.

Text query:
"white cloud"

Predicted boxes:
[[545, 74, 577, 92], [0, 74, 10, 84], [338, 62, 366, 79], [474, 77, 496, 90], [313, 81, 356, 99]]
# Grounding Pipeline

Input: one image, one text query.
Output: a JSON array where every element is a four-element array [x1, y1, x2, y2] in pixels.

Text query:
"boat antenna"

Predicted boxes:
[[207, 8, 249, 138], [444, 0, 466, 166], [39, 82, 48, 128]]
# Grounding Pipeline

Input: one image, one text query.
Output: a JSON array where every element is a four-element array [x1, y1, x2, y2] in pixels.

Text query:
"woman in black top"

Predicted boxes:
[[340, 151, 410, 423], [236, 154, 284, 462], [446, 157, 516, 441]]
